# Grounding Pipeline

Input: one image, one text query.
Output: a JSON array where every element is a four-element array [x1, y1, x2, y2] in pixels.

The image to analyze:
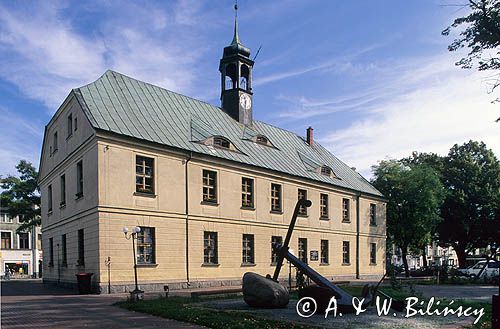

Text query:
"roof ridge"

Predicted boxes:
[[82, 69, 225, 112]]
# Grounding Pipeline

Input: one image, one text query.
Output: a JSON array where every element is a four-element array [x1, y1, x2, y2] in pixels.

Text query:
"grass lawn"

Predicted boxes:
[[117, 296, 316, 329], [116, 286, 493, 329]]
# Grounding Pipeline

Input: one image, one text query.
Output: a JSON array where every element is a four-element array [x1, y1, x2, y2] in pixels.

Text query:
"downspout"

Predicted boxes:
[[185, 152, 192, 285], [356, 192, 361, 279]]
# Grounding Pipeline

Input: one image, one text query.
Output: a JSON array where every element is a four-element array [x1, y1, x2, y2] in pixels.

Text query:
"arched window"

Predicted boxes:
[[213, 136, 231, 149], [240, 77, 247, 90], [225, 63, 237, 90], [240, 65, 250, 91], [226, 76, 234, 90]]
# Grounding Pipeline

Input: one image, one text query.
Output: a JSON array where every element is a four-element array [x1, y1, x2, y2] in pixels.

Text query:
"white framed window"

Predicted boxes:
[[1, 231, 13, 249], [17, 232, 30, 249]]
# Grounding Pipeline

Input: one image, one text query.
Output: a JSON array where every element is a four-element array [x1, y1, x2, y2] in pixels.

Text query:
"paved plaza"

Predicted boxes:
[[0, 280, 204, 329]]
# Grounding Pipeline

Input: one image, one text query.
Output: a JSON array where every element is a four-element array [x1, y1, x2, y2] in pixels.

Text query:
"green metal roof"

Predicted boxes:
[[73, 70, 383, 197]]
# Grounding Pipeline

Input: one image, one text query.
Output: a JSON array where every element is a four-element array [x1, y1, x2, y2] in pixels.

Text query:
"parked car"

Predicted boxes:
[[458, 260, 500, 278]]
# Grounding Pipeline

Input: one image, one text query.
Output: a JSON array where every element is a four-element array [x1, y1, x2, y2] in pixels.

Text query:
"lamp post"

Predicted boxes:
[[123, 226, 144, 301], [288, 249, 294, 292]]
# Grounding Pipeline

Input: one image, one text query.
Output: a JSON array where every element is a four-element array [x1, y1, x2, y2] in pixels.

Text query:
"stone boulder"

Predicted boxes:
[[242, 272, 289, 308]]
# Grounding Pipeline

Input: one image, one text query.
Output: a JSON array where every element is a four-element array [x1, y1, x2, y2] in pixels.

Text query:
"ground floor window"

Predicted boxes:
[[204, 231, 218, 265], [62, 234, 67, 266], [137, 227, 155, 264], [370, 243, 377, 264], [342, 241, 350, 264], [298, 238, 308, 264], [242, 234, 255, 265], [49, 237, 54, 267], [77, 229, 85, 266], [4, 262, 29, 276], [271, 236, 283, 264], [321, 240, 329, 264]]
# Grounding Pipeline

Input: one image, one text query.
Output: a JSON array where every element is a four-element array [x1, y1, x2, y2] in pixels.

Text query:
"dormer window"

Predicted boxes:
[[321, 166, 332, 176], [252, 134, 274, 148], [202, 136, 239, 152], [256, 135, 268, 145], [213, 137, 230, 149]]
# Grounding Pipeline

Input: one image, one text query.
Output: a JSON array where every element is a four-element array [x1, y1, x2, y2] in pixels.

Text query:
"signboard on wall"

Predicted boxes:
[[310, 250, 319, 261]]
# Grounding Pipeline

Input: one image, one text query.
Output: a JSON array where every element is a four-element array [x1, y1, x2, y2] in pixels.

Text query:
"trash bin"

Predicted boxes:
[[75, 273, 93, 294]]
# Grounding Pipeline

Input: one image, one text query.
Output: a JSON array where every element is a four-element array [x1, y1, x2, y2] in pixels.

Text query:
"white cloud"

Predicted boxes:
[[316, 56, 500, 178], [0, 106, 43, 176], [0, 1, 215, 111]]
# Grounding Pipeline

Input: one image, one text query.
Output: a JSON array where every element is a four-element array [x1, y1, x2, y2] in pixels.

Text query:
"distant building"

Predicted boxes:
[[0, 207, 42, 278], [390, 242, 458, 270], [39, 14, 386, 292]]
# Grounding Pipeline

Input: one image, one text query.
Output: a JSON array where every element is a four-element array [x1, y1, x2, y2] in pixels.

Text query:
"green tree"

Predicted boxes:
[[0, 160, 40, 232], [442, 0, 500, 121], [371, 160, 445, 277], [442, 0, 500, 88], [437, 140, 500, 268]]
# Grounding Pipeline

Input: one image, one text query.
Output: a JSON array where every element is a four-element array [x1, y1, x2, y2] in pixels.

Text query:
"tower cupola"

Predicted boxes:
[[219, 4, 254, 126]]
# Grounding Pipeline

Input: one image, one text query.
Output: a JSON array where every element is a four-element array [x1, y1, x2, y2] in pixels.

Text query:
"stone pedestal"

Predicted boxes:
[[242, 272, 289, 308]]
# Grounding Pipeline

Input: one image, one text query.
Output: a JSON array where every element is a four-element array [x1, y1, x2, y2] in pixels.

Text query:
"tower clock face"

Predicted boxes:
[[239, 93, 252, 110]]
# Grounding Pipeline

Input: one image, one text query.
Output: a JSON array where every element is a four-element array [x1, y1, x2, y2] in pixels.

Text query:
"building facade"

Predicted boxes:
[[390, 243, 458, 271], [0, 208, 42, 278], [39, 18, 386, 292]]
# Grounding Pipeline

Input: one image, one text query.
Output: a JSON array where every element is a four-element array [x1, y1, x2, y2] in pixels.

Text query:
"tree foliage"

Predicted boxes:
[[0, 160, 40, 232], [371, 160, 445, 277], [438, 140, 500, 267], [443, 0, 500, 92]]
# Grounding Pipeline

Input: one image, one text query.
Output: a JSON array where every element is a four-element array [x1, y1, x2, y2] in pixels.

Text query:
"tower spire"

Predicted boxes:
[[231, 1, 240, 45]]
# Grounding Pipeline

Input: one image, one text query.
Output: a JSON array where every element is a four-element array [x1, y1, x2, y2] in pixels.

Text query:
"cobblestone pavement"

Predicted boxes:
[[1, 280, 205, 329]]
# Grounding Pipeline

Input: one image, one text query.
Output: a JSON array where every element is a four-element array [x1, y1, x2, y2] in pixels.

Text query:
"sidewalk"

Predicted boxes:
[[1, 280, 206, 329]]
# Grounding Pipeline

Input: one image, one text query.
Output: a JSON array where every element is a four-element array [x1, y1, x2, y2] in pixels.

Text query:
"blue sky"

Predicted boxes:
[[0, 0, 499, 178]]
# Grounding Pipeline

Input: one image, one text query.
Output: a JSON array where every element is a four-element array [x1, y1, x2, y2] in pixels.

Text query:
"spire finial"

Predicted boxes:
[[231, 1, 240, 45]]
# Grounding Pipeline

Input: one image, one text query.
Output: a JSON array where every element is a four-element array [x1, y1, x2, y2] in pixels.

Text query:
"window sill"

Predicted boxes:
[[319, 217, 329, 221], [201, 263, 220, 267], [66, 134, 73, 141], [270, 210, 283, 215], [48, 210, 53, 216], [59, 203, 66, 209], [369, 263, 377, 266], [241, 263, 256, 267], [134, 192, 156, 198], [240, 206, 255, 211], [319, 263, 329, 266], [342, 263, 351, 266], [297, 214, 308, 218], [342, 220, 351, 224], [136, 263, 158, 268], [201, 201, 219, 206], [75, 193, 83, 201]]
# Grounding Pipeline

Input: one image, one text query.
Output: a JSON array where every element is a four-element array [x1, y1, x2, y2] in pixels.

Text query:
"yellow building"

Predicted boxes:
[[38, 19, 386, 293]]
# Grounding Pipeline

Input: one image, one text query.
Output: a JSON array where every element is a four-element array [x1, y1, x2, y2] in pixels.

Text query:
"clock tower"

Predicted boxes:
[[219, 5, 254, 126]]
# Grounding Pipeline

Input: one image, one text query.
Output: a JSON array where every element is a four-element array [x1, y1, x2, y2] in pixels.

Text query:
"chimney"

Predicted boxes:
[[306, 126, 314, 145]]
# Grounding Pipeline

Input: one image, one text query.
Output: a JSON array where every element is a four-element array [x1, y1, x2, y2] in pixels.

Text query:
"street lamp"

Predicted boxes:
[[123, 226, 144, 301]]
